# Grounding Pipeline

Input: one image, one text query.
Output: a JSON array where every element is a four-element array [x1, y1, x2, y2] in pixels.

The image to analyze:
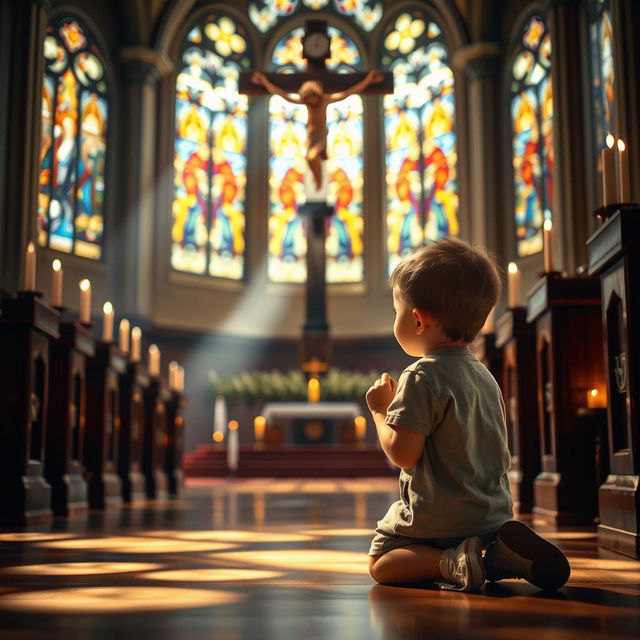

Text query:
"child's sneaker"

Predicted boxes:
[[483, 520, 570, 590], [439, 536, 485, 592]]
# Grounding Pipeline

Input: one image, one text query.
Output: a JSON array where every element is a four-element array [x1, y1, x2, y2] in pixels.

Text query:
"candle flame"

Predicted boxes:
[[149, 344, 159, 355], [79, 278, 91, 291], [254, 416, 266, 429], [228, 420, 239, 431], [103, 301, 113, 315], [131, 327, 142, 339], [27, 242, 35, 253], [508, 262, 518, 274], [543, 219, 552, 231], [120, 318, 130, 329], [606, 133, 615, 148], [213, 431, 224, 443], [355, 416, 366, 429], [52, 259, 62, 271], [617, 138, 626, 152], [590, 389, 598, 398]]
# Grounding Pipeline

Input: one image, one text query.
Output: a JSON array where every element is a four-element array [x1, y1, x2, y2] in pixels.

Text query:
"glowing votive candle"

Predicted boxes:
[[586, 388, 607, 409], [507, 262, 520, 308], [254, 415, 266, 444], [52, 259, 63, 307], [602, 133, 616, 206], [355, 415, 367, 443], [543, 219, 554, 273], [79, 279, 91, 324], [24, 242, 36, 291], [617, 138, 630, 203], [148, 344, 160, 377], [131, 326, 142, 362], [119, 319, 130, 353], [102, 302, 114, 342], [308, 377, 320, 403]]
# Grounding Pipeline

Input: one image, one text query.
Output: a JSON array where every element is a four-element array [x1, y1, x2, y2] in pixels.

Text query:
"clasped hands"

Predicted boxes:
[[366, 372, 397, 415]]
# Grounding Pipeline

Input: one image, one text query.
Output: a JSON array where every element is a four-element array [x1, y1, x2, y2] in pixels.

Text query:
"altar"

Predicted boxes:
[[262, 402, 362, 445]]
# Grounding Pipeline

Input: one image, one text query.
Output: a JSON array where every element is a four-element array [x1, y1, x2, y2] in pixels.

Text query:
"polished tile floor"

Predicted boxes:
[[1, 478, 639, 640]]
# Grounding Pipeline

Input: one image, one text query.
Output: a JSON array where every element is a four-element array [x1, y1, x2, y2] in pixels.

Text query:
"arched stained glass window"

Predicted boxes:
[[589, 0, 615, 204], [510, 15, 553, 257], [172, 14, 250, 279], [268, 26, 365, 284], [249, 0, 382, 34], [382, 10, 458, 276], [38, 17, 108, 259]]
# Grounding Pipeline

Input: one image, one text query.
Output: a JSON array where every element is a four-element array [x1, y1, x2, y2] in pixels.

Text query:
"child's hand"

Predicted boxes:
[[366, 373, 397, 415]]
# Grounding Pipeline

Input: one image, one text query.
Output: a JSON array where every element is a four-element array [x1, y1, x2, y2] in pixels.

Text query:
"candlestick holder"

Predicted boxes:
[[594, 202, 640, 224]]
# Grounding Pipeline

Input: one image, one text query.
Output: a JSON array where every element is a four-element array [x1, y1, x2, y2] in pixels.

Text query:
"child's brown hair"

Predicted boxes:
[[390, 237, 502, 343]]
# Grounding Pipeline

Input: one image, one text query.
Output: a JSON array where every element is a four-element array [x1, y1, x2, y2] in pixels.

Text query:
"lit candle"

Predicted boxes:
[[131, 326, 142, 362], [24, 242, 36, 291], [212, 430, 224, 444], [148, 344, 160, 377], [586, 388, 607, 409], [543, 219, 554, 273], [79, 279, 91, 324], [119, 319, 130, 353], [602, 133, 616, 206], [102, 302, 114, 342], [214, 395, 227, 436], [308, 377, 320, 403], [617, 138, 630, 203], [177, 365, 185, 392], [254, 415, 266, 444], [355, 415, 367, 443], [507, 262, 520, 308], [168, 361, 178, 391], [51, 259, 63, 307], [227, 420, 239, 472]]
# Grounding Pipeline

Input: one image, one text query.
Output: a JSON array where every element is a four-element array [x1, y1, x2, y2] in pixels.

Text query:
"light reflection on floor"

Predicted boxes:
[[141, 568, 284, 582], [33, 536, 237, 553], [0, 562, 164, 576]]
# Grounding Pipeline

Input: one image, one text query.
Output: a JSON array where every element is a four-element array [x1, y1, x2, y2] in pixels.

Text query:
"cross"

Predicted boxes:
[[240, 20, 393, 374]]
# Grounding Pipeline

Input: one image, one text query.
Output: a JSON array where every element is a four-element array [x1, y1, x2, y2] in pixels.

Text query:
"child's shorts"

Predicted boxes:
[[369, 527, 499, 557]]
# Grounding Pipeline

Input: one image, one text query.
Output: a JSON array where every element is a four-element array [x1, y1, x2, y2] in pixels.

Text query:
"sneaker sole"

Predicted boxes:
[[496, 520, 570, 590], [440, 536, 486, 592]]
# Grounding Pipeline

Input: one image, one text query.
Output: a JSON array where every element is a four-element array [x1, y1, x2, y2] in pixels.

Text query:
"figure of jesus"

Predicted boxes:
[[251, 70, 384, 191]]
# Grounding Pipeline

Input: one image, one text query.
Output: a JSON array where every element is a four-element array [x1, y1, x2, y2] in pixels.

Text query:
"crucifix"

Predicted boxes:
[[240, 20, 393, 374]]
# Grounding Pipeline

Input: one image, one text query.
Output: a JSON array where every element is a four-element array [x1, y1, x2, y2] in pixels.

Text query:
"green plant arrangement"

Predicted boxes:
[[208, 368, 400, 403]]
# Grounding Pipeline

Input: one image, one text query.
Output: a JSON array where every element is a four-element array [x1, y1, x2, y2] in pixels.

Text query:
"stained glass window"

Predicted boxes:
[[268, 26, 365, 284], [172, 15, 251, 279], [510, 15, 553, 257], [38, 17, 108, 259], [589, 0, 615, 205], [249, 0, 382, 33], [381, 11, 458, 275]]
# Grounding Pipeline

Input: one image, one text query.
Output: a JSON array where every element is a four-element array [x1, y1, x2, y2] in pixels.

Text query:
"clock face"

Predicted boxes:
[[304, 32, 330, 59]]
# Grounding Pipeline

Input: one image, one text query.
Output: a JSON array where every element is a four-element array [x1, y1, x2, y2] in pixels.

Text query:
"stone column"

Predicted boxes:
[[117, 48, 172, 319], [0, 0, 52, 292], [451, 43, 502, 255], [545, 0, 590, 271]]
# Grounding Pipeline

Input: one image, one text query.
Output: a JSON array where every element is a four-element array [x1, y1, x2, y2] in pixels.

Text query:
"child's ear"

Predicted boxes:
[[412, 308, 429, 335]]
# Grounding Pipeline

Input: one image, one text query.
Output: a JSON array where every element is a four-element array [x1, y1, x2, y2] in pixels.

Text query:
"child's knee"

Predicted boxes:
[[369, 554, 393, 584], [369, 555, 383, 583]]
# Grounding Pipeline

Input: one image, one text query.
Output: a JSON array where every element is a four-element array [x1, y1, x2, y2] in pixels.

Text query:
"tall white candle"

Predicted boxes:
[[177, 365, 185, 392], [52, 259, 63, 307], [227, 421, 239, 472], [507, 262, 520, 308], [131, 326, 142, 362], [168, 361, 178, 390], [24, 242, 36, 291], [79, 279, 91, 324], [543, 219, 554, 273], [617, 138, 631, 203], [602, 133, 616, 206], [102, 302, 114, 342], [148, 344, 160, 377], [119, 319, 130, 353], [214, 395, 228, 436]]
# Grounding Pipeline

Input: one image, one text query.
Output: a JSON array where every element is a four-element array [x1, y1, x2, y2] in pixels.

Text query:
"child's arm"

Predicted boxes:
[[366, 373, 426, 469]]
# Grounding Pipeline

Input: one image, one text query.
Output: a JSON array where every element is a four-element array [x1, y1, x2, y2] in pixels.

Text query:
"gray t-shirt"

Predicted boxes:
[[378, 346, 513, 539]]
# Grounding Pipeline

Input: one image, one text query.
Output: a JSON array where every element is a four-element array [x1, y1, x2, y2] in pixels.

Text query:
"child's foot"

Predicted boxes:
[[439, 536, 485, 592], [484, 520, 571, 590]]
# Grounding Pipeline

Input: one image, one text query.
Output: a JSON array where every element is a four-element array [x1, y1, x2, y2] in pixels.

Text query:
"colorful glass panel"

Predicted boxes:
[[249, 0, 381, 33], [589, 0, 615, 205], [172, 14, 250, 280], [38, 18, 107, 259], [382, 10, 458, 275], [511, 15, 554, 257], [268, 26, 364, 284]]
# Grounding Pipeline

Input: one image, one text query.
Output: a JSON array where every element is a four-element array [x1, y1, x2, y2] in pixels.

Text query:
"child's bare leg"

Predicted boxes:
[[369, 545, 443, 585]]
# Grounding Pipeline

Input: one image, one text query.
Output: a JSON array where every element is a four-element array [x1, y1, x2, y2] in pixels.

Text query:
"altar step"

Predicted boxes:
[[182, 444, 396, 478]]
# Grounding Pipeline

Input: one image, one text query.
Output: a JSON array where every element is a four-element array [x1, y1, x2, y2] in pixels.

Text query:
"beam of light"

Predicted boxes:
[[0, 562, 164, 576], [0, 533, 74, 542], [140, 530, 315, 543], [141, 568, 283, 582], [34, 536, 238, 553], [210, 549, 369, 575], [0, 587, 245, 613]]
